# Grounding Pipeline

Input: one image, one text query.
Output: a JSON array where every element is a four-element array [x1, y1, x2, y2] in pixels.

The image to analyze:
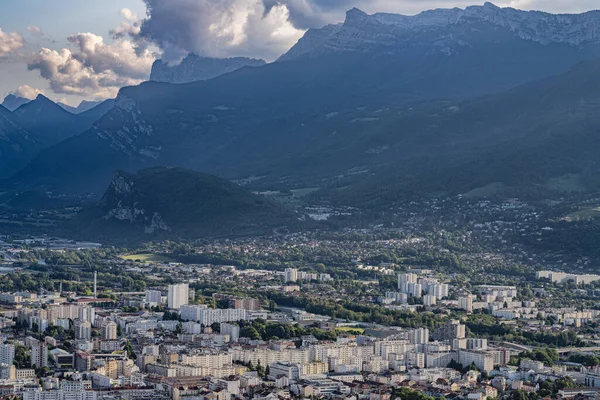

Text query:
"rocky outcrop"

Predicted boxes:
[[150, 54, 266, 83], [71, 167, 294, 242]]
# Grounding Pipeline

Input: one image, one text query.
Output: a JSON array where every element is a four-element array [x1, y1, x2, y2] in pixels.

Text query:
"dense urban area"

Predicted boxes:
[[0, 194, 599, 400]]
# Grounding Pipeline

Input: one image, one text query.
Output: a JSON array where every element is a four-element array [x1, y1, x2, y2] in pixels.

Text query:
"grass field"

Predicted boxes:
[[120, 253, 173, 263], [565, 207, 600, 221], [335, 326, 365, 333]]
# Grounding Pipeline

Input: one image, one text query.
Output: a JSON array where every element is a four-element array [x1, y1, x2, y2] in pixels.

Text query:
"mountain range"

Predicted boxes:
[[0, 95, 114, 178], [4, 4, 600, 204], [1, 95, 113, 114], [280, 3, 600, 61], [0, 105, 38, 178]]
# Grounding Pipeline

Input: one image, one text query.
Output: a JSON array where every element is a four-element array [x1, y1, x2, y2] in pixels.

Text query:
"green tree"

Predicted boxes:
[[240, 326, 261, 340]]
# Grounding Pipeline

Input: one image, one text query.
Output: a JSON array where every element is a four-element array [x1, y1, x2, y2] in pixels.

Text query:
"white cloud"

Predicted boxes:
[[27, 11, 156, 100], [27, 26, 44, 36], [110, 8, 142, 39], [0, 28, 24, 57], [27, 34, 155, 99], [139, 0, 306, 62], [11, 84, 44, 100]]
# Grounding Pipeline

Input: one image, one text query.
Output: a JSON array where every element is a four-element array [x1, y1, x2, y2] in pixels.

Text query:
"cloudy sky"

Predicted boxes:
[[0, 0, 597, 106]]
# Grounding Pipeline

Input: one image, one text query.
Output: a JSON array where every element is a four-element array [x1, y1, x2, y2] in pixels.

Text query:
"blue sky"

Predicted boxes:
[[0, 0, 598, 106], [0, 1, 145, 42], [0, 0, 145, 105]]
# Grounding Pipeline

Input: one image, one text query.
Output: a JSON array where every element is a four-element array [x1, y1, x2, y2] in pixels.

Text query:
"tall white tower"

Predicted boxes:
[[93, 271, 97, 299], [168, 283, 189, 309]]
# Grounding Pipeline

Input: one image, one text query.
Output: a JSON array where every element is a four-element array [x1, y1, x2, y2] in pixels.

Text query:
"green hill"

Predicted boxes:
[[68, 167, 299, 243]]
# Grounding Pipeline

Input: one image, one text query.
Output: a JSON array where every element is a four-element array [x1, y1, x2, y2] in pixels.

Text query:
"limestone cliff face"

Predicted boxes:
[[150, 54, 266, 84], [281, 3, 600, 60], [99, 170, 171, 233]]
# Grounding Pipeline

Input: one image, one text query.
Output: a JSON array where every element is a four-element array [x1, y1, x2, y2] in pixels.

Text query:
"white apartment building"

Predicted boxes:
[[421, 279, 449, 299], [75, 321, 92, 341], [220, 323, 240, 342], [459, 350, 495, 373], [398, 273, 418, 294], [22, 390, 97, 400], [145, 290, 162, 304], [180, 353, 232, 368], [423, 295, 437, 306], [77, 307, 95, 324], [467, 338, 488, 351], [168, 283, 189, 310], [103, 322, 118, 340], [232, 347, 310, 366], [408, 328, 429, 345], [0, 343, 15, 366], [459, 296, 474, 313], [31, 341, 48, 368], [284, 268, 298, 283], [537, 271, 600, 285], [179, 305, 248, 326], [269, 362, 300, 380], [374, 340, 412, 360]]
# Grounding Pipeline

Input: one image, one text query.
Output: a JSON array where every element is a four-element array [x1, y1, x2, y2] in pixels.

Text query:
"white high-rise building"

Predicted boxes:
[[284, 268, 298, 283], [221, 323, 240, 342], [467, 338, 488, 351], [398, 273, 418, 293], [78, 306, 95, 324], [459, 296, 474, 313], [31, 341, 48, 368], [423, 295, 437, 306], [75, 320, 92, 340], [0, 344, 15, 366], [104, 322, 118, 340], [168, 283, 189, 310], [145, 290, 162, 304], [459, 350, 494, 373], [434, 319, 466, 341], [406, 282, 422, 298], [408, 328, 429, 344]]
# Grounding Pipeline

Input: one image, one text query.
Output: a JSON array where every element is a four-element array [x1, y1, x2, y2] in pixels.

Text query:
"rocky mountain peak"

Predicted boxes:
[[1, 94, 30, 112], [108, 171, 135, 196], [14, 94, 65, 117], [345, 8, 370, 24], [150, 54, 267, 84]]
